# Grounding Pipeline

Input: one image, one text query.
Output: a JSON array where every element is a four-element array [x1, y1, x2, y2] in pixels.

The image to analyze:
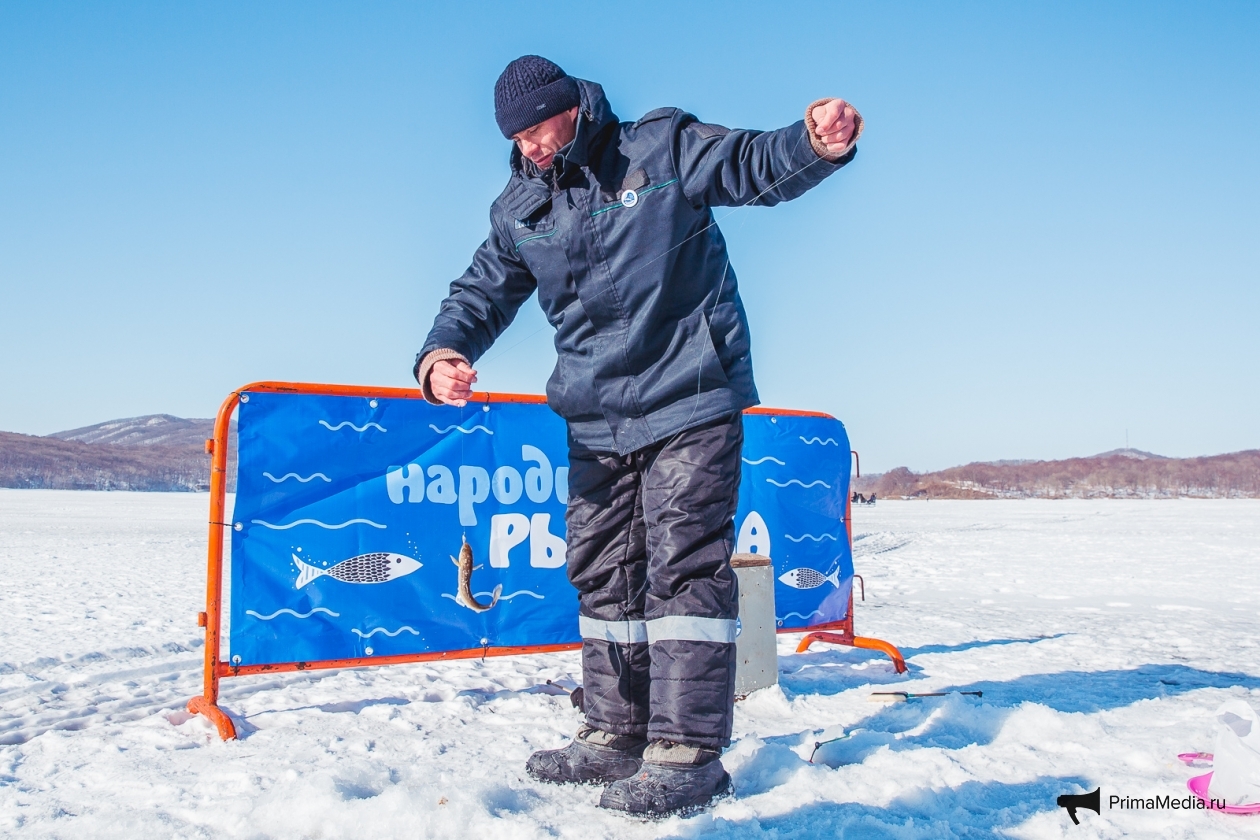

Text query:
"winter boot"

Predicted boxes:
[[526, 725, 647, 785], [598, 740, 733, 816]]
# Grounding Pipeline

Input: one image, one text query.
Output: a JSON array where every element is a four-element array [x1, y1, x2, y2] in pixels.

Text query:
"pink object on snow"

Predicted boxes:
[[1179, 752, 1214, 764], [1187, 773, 1260, 815]]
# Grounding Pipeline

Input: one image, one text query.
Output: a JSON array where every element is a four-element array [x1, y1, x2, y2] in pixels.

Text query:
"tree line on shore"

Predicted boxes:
[[854, 450, 1260, 499]]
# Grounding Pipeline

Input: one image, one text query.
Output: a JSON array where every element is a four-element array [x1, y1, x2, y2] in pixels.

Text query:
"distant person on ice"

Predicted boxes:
[[414, 55, 862, 815]]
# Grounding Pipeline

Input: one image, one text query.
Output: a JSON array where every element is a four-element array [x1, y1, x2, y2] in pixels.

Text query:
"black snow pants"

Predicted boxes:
[[564, 413, 742, 750]]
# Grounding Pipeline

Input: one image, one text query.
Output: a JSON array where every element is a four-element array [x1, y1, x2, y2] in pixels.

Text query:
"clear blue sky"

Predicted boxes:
[[2, 1, 1257, 472]]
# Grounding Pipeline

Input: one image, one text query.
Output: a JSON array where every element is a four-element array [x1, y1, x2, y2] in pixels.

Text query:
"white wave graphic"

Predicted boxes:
[[785, 533, 839, 543], [429, 423, 493, 436], [440, 590, 543, 603], [263, 471, 331, 484], [351, 626, 420, 638], [250, 518, 386, 530], [742, 456, 786, 466], [799, 436, 838, 446], [777, 610, 824, 623], [766, 478, 832, 489], [245, 607, 340, 621], [319, 420, 387, 433], [499, 590, 545, 601]]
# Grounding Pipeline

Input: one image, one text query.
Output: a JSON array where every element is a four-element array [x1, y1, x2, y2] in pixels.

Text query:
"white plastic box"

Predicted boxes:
[[732, 553, 778, 697]]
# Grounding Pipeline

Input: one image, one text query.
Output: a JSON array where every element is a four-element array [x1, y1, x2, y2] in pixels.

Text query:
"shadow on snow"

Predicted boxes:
[[803, 664, 1260, 766], [941, 664, 1260, 714], [668, 776, 1089, 839], [779, 635, 1075, 698], [896, 634, 1068, 659]]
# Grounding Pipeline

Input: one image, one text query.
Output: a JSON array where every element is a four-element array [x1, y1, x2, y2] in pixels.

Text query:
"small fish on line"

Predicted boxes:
[[869, 690, 984, 703], [778, 562, 843, 590], [452, 539, 501, 612], [294, 552, 421, 589]]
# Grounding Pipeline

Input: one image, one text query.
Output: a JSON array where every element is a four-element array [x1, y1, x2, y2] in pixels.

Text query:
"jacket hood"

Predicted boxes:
[[574, 78, 619, 149]]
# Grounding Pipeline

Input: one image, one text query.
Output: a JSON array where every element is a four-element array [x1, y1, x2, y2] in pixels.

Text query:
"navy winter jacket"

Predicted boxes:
[[417, 80, 856, 455]]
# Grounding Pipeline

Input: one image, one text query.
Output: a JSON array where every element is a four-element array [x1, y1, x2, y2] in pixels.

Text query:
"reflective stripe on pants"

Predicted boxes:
[[579, 616, 649, 644]]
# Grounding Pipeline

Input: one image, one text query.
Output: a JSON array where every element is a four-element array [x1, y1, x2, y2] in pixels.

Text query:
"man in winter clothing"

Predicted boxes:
[[415, 55, 861, 815]]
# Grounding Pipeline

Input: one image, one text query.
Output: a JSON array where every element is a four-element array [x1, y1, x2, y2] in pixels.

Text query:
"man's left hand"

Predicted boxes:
[[811, 99, 858, 156]]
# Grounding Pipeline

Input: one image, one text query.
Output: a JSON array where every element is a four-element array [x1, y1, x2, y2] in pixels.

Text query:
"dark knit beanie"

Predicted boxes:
[[494, 55, 581, 139]]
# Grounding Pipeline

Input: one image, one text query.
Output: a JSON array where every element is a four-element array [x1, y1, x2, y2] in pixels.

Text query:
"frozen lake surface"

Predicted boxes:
[[1, 490, 1257, 838]]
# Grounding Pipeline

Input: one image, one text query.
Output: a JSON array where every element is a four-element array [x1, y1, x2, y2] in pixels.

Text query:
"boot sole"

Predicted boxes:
[[601, 772, 734, 819], [526, 767, 637, 786], [668, 773, 734, 819], [526, 758, 643, 786]]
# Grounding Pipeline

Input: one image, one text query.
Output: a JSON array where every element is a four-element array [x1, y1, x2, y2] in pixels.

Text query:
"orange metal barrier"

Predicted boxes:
[[187, 381, 904, 739], [790, 491, 907, 673]]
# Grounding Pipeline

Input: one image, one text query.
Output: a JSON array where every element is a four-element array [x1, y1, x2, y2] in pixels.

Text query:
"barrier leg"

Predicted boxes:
[[795, 631, 907, 674], [187, 392, 239, 740], [852, 635, 907, 673], [188, 694, 236, 740], [790, 583, 908, 674]]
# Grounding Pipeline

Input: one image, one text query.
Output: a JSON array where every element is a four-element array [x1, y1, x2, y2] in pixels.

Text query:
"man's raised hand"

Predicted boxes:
[[429, 359, 478, 407], [810, 99, 858, 157]]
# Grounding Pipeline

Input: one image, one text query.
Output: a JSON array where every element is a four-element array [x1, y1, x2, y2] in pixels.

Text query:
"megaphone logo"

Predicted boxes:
[[1056, 787, 1101, 825]]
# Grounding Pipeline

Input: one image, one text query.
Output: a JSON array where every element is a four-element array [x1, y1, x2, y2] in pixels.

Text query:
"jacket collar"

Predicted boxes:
[[502, 79, 618, 221], [552, 78, 618, 173]]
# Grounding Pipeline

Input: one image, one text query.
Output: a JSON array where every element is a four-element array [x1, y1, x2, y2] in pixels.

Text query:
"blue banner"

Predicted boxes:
[[228, 392, 852, 667]]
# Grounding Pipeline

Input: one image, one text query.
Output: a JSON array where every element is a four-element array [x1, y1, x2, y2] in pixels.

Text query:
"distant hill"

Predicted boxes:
[[49, 414, 218, 447], [1089, 448, 1167, 461], [0, 415, 236, 492], [854, 449, 1260, 500]]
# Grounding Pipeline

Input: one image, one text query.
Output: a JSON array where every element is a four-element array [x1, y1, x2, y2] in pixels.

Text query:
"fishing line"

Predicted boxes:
[[468, 126, 839, 718], [543, 132, 829, 722], [613, 131, 818, 622], [580, 636, 629, 726], [474, 132, 828, 372], [572, 511, 652, 725]]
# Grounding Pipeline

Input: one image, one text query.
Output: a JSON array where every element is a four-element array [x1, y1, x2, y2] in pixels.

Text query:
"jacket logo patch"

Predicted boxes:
[[621, 190, 639, 209]]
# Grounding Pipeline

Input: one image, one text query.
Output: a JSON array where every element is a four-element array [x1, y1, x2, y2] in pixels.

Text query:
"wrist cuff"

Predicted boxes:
[[805, 97, 864, 162], [414, 348, 470, 405]]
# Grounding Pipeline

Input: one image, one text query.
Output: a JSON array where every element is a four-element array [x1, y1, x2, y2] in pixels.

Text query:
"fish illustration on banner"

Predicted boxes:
[[294, 552, 422, 588], [228, 392, 852, 668], [778, 561, 844, 590]]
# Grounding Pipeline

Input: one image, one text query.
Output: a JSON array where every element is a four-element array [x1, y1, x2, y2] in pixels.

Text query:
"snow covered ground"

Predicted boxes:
[[1, 490, 1258, 838]]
